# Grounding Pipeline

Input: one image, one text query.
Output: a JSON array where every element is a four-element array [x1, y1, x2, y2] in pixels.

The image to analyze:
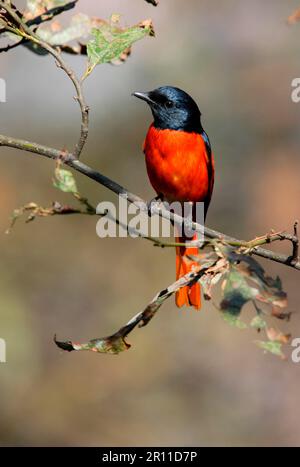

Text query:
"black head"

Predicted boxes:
[[133, 86, 202, 133]]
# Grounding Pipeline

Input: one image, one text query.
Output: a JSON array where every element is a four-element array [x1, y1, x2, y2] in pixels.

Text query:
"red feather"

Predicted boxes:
[[144, 124, 214, 203], [144, 124, 215, 310]]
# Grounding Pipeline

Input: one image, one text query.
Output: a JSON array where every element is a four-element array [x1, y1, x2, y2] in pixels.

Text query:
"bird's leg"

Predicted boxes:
[[184, 201, 195, 239], [147, 193, 164, 216]]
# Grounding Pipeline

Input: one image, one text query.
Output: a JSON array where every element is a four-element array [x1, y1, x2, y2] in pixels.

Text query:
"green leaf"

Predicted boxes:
[[83, 16, 154, 78], [220, 267, 258, 317], [255, 340, 285, 358], [250, 315, 267, 330], [224, 247, 288, 309], [222, 312, 247, 329], [53, 168, 78, 193]]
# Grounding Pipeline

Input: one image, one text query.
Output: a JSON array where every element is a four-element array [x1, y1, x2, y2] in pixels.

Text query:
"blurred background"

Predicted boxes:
[[0, 0, 300, 447]]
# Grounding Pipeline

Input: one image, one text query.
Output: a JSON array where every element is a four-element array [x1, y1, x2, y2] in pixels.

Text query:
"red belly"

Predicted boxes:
[[144, 125, 212, 202]]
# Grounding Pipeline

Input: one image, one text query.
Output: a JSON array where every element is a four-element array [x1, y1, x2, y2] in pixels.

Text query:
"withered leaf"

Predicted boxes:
[[266, 327, 291, 344], [220, 266, 258, 316], [6, 201, 81, 233], [54, 333, 130, 355], [54, 258, 217, 355], [288, 8, 300, 24], [216, 244, 290, 354]]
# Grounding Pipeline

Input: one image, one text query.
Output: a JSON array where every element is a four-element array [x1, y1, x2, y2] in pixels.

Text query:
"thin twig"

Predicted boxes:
[[0, 1, 89, 159], [54, 258, 216, 354], [290, 220, 299, 265], [0, 37, 25, 52], [26, 1, 79, 28], [1, 133, 300, 271]]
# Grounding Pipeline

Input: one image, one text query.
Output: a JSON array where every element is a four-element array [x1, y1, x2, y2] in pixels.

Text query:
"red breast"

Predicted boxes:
[[144, 125, 214, 203]]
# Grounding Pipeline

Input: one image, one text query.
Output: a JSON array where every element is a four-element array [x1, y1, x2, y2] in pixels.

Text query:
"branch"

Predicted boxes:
[[0, 1, 79, 52], [1, 132, 300, 271], [5, 198, 96, 234], [54, 258, 217, 354], [0, 1, 89, 159], [26, 1, 79, 28], [54, 245, 291, 357], [0, 37, 26, 52]]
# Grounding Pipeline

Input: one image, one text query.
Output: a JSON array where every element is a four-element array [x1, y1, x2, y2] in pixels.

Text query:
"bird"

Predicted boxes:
[[133, 86, 214, 310]]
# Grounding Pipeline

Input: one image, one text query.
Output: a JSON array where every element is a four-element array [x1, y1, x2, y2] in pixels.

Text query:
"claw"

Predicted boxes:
[[147, 194, 164, 216]]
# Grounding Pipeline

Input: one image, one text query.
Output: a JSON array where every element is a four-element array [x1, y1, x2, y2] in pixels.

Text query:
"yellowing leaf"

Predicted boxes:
[[288, 8, 300, 24], [266, 327, 291, 344], [255, 340, 285, 359], [222, 312, 247, 329], [53, 168, 78, 193], [250, 315, 267, 331], [54, 334, 131, 355]]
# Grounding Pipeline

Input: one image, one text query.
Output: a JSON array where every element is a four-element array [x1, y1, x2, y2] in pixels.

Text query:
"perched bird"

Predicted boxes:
[[133, 86, 214, 310]]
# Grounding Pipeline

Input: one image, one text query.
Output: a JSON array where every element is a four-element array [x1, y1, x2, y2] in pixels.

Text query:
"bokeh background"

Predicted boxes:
[[1, 0, 300, 447]]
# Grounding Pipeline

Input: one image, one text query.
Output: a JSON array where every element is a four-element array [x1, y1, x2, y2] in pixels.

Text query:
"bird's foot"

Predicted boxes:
[[147, 194, 164, 216]]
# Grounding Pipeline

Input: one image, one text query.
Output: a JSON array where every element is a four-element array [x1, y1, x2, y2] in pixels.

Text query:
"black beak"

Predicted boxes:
[[132, 91, 155, 105]]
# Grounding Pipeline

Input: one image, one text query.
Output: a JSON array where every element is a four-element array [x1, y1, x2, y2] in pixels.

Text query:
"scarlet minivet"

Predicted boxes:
[[133, 86, 214, 309]]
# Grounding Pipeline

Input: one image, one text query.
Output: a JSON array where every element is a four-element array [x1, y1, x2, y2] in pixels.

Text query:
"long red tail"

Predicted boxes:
[[175, 232, 201, 310]]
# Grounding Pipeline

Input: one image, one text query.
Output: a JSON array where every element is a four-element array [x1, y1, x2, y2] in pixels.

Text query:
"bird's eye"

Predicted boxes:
[[165, 100, 174, 108]]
